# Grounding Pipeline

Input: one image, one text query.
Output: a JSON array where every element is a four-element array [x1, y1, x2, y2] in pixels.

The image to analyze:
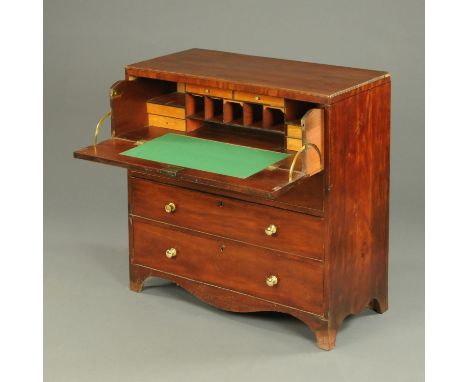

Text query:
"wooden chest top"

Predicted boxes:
[[126, 48, 390, 104]]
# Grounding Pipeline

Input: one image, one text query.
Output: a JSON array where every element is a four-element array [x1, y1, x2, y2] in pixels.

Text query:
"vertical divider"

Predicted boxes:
[[205, 96, 215, 119], [223, 100, 233, 123], [186, 118, 203, 132], [186, 93, 204, 116], [185, 93, 204, 132], [177, 83, 186, 93], [243, 102, 253, 126], [186, 93, 195, 116], [263, 106, 273, 128]]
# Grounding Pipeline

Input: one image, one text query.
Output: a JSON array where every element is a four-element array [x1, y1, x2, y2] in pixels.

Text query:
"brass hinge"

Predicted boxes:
[[158, 165, 184, 177], [109, 88, 122, 99]]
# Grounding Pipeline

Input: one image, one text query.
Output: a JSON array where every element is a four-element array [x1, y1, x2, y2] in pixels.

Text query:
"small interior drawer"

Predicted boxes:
[[147, 114, 186, 131], [147, 105, 185, 119], [287, 137, 303, 151], [129, 177, 325, 260], [234, 91, 284, 107], [131, 218, 324, 315], [186, 84, 232, 99], [147, 93, 186, 119], [287, 123, 302, 139]]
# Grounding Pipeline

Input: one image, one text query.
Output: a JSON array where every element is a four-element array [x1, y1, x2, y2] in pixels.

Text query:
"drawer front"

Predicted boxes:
[[130, 177, 324, 260], [287, 123, 302, 139], [287, 137, 303, 151], [146, 103, 186, 119], [132, 218, 324, 314], [234, 91, 284, 108], [147, 114, 186, 131], [186, 84, 233, 99]]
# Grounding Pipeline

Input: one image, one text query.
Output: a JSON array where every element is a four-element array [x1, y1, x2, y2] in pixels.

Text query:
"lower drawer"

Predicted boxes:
[[130, 177, 324, 260], [131, 217, 324, 315]]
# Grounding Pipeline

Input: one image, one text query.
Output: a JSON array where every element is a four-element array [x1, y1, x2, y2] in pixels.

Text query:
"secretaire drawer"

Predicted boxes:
[[233, 91, 284, 108], [186, 84, 233, 99], [129, 177, 324, 260], [131, 218, 324, 315]]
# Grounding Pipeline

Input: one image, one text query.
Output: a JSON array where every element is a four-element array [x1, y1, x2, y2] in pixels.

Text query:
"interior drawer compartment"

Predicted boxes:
[[130, 177, 325, 260], [243, 102, 263, 127], [286, 121, 302, 139], [131, 218, 324, 315], [287, 137, 303, 151], [234, 91, 284, 108], [204, 96, 223, 121], [262, 106, 285, 131], [223, 100, 243, 125], [186, 84, 232, 99], [146, 92, 186, 119], [147, 114, 186, 131]]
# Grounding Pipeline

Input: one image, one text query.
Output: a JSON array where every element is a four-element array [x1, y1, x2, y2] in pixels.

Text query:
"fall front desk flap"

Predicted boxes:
[[120, 134, 290, 179]]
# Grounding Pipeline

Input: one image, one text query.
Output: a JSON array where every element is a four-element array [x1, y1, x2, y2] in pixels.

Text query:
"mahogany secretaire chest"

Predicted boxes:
[[74, 48, 390, 350]]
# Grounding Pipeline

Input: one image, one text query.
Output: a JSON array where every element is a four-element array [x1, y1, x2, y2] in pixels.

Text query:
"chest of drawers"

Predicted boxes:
[[74, 49, 390, 350]]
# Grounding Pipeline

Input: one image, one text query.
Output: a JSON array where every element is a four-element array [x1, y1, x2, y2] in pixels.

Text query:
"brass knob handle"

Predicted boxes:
[[255, 96, 260, 101], [266, 275, 278, 287], [265, 224, 277, 236], [165, 248, 177, 259], [164, 202, 176, 213], [205, 89, 210, 93]]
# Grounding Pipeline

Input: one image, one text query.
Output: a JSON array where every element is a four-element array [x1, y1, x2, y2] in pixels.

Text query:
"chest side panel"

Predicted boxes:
[[325, 82, 390, 325]]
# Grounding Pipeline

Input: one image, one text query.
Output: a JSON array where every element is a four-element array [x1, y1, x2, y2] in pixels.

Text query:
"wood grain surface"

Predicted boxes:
[[130, 177, 325, 260], [130, 217, 324, 314], [324, 82, 390, 334], [126, 48, 389, 104]]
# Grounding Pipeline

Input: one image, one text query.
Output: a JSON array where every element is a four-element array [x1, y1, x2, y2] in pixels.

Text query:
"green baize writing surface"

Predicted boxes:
[[120, 133, 290, 179]]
